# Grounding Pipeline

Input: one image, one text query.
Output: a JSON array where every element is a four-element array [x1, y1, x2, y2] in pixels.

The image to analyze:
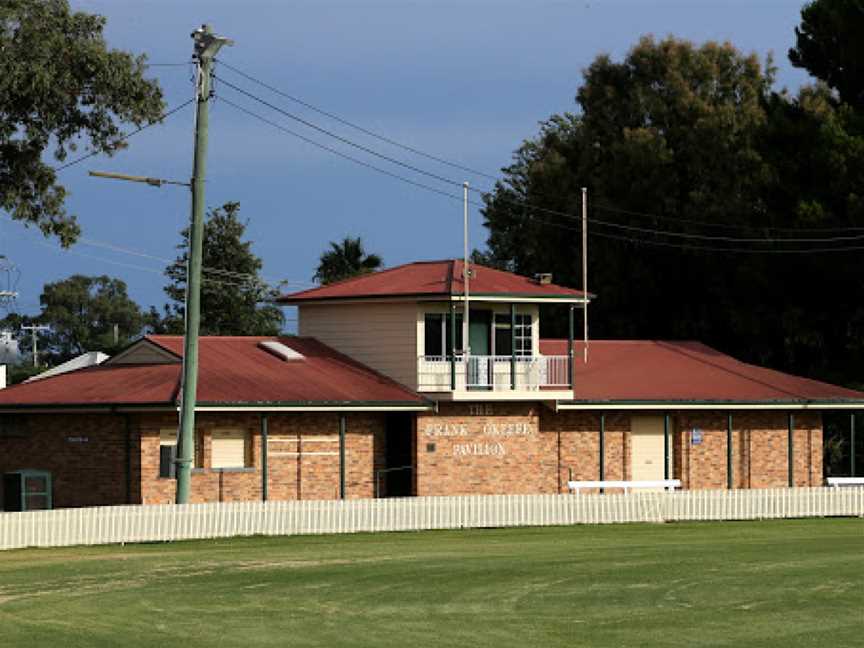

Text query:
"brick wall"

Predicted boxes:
[[0, 413, 132, 509], [138, 412, 387, 505], [0, 407, 827, 510], [416, 402, 558, 496]]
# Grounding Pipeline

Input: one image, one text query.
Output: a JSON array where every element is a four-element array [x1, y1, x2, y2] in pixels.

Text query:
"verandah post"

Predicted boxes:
[[599, 412, 605, 482], [450, 301, 457, 390], [339, 414, 347, 499], [726, 413, 733, 490], [261, 414, 269, 501], [664, 414, 670, 481], [568, 304, 575, 389], [510, 303, 516, 390], [788, 412, 795, 487], [852, 412, 857, 477]]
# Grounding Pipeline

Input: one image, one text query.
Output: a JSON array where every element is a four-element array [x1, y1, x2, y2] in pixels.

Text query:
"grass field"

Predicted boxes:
[[0, 519, 862, 647]]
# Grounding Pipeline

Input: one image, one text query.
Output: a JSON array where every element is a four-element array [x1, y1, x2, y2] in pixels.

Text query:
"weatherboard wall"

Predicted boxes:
[[298, 302, 419, 389]]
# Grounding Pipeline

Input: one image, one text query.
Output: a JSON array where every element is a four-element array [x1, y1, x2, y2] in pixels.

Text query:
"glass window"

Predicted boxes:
[[424, 313, 463, 357], [493, 313, 532, 356], [159, 430, 177, 478]]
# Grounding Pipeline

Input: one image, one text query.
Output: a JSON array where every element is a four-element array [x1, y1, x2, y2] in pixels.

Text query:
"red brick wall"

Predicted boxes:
[[0, 407, 826, 510], [416, 403, 558, 496], [137, 412, 386, 505], [674, 412, 822, 489], [0, 413, 132, 509]]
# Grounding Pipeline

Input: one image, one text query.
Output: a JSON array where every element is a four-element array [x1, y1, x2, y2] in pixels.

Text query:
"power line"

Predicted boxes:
[[593, 201, 864, 234], [218, 95, 864, 255], [215, 76, 470, 190], [216, 60, 500, 182], [54, 99, 196, 172], [218, 97, 467, 203]]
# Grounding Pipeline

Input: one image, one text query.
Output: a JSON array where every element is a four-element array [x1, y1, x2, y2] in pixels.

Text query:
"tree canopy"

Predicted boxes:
[[37, 274, 144, 364], [314, 236, 383, 285], [156, 202, 284, 336], [480, 34, 864, 388], [789, 0, 864, 108], [0, 0, 164, 246]]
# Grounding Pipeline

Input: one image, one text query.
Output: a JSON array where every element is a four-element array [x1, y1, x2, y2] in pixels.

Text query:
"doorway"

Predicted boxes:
[[380, 413, 414, 497]]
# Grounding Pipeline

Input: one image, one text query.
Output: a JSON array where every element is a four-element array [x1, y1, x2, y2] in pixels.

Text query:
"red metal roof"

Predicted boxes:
[[541, 339, 864, 403], [0, 336, 427, 408], [279, 259, 588, 303]]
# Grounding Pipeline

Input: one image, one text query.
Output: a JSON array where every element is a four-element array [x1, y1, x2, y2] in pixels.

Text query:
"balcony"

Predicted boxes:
[[418, 354, 571, 392]]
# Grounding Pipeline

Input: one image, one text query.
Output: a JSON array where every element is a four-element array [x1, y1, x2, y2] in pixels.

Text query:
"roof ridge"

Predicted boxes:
[[654, 341, 809, 400]]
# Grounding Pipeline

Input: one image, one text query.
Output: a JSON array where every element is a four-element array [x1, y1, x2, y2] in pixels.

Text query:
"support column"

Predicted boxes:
[[261, 414, 269, 501], [449, 301, 457, 390], [726, 413, 733, 490], [852, 412, 857, 477], [788, 412, 795, 487], [599, 413, 606, 481], [510, 303, 517, 390], [568, 305, 575, 389], [339, 414, 347, 499], [663, 414, 670, 481]]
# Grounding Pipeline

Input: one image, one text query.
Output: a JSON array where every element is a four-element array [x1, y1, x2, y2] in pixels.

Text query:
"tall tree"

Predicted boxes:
[[314, 236, 382, 285], [38, 274, 144, 363], [0, 0, 163, 246], [480, 35, 864, 387], [789, 0, 864, 108], [160, 202, 284, 336]]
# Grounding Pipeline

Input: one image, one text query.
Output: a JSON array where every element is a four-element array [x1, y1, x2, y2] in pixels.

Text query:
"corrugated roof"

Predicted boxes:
[[541, 339, 864, 403], [0, 336, 427, 408], [279, 259, 588, 303]]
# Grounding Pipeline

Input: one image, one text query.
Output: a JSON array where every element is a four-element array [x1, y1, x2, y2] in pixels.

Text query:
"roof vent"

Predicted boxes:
[[535, 272, 553, 285], [258, 340, 304, 361]]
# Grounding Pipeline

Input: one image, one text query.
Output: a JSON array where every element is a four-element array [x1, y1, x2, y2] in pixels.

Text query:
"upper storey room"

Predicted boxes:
[[277, 259, 590, 400]]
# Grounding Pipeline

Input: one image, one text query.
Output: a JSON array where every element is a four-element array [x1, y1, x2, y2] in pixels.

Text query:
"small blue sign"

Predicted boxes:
[[690, 428, 703, 445]]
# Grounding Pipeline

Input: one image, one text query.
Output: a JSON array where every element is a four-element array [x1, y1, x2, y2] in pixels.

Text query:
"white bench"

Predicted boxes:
[[826, 477, 864, 488], [567, 479, 681, 494]]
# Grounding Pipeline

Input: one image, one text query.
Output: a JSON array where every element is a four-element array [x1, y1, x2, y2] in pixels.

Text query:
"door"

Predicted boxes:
[[467, 310, 491, 388], [630, 416, 666, 485]]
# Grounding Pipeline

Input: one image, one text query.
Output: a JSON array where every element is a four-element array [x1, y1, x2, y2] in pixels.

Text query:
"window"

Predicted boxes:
[[159, 430, 177, 479], [211, 429, 250, 469], [493, 313, 533, 356], [424, 313, 463, 357]]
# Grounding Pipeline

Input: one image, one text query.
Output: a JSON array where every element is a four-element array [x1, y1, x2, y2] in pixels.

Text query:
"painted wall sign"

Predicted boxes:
[[690, 428, 703, 446], [66, 436, 89, 444], [453, 442, 506, 457]]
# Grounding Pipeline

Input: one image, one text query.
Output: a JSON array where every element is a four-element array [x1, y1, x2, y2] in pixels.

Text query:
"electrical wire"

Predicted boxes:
[[216, 60, 500, 182], [217, 95, 864, 255], [54, 99, 196, 172]]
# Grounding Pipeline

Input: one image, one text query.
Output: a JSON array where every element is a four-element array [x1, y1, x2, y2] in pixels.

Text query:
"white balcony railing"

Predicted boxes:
[[418, 355, 571, 392]]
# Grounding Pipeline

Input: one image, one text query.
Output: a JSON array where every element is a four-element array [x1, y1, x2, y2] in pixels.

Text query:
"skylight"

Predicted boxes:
[[258, 340, 304, 361]]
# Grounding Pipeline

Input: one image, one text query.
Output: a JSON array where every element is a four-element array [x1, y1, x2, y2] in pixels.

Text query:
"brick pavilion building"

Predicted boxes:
[[1, 259, 861, 509]]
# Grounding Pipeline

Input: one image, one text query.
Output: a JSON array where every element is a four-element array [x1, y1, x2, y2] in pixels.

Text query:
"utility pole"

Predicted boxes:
[[175, 25, 233, 504], [21, 325, 49, 368]]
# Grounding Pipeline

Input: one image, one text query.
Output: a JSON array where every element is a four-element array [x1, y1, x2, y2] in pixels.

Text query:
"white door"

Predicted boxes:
[[630, 416, 666, 485]]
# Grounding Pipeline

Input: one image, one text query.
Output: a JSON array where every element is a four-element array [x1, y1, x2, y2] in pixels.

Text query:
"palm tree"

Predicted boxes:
[[314, 236, 383, 285]]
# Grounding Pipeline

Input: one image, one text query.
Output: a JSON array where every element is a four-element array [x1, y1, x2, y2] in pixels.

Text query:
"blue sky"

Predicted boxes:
[[4, 0, 812, 327]]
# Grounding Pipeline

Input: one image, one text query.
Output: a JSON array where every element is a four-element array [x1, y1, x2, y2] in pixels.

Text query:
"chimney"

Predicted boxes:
[[535, 273, 553, 285]]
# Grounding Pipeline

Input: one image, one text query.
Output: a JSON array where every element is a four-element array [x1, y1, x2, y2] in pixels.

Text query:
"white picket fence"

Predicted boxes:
[[1, 487, 862, 551]]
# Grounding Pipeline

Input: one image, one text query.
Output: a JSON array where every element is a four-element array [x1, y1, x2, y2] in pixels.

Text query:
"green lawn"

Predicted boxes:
[[0, 519, 861, 647]]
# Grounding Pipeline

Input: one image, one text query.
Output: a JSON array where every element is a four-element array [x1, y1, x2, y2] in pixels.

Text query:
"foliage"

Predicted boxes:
[[480, 35, 864, 386], [0, 0, 164, 246], [0, 521, 862, 646], [29, 274, 143, 364], [159, 202, 283, 336], [314, 236, 382, 285], [789, 0, 864, 108]]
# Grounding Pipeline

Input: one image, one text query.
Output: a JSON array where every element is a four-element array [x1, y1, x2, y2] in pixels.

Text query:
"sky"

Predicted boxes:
[[3, 0, 813, 331]]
